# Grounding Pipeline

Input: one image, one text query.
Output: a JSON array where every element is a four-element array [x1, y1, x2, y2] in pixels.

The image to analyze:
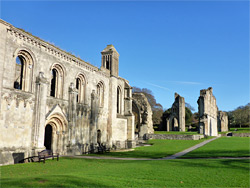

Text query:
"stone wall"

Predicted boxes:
[[146, 134, 204, 140], [0, 19, 135, 165], [218, 111, 228, 132], [132, 93, 154, 139], [220, 133, 250, 137], [166, 93, 185, 132], [197, 87, 218, 136]]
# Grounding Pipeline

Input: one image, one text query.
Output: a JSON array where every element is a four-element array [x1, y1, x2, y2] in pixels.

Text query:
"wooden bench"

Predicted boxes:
[[38, 150, 59, 163], [97, 143, 111, 154]]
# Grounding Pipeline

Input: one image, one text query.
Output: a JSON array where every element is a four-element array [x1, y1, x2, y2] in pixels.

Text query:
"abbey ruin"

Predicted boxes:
[[166, 93, 185, 132], [0, 19, 153, 165], [197, 87, 228, 136]]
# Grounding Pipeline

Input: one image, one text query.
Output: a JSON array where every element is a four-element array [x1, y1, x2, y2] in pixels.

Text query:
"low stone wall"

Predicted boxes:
[[145, 134, 204, 140], [220, 133, 250, 137]]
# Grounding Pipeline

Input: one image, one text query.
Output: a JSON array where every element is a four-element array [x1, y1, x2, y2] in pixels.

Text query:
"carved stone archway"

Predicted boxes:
[[45, 112, 68, 154]]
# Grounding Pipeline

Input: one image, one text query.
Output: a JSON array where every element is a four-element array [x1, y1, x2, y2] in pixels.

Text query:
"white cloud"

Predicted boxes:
[[144, 82, 174, 92], [165, 81, 203, 85]]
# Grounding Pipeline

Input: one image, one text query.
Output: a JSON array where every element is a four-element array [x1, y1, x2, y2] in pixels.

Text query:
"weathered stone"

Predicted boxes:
[[0, 19, 137, 165], [166, 93, 185, 132], [132, 93, 154, 139], [217, 111, 228, 132], [197, 87, 218, 136], [146, 134, 204, 140]]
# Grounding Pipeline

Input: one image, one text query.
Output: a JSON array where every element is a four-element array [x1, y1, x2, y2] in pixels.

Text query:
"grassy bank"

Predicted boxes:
[[181, 137, 250, 158], [85, 139, 207, 158], [1, 158, 249, 187]]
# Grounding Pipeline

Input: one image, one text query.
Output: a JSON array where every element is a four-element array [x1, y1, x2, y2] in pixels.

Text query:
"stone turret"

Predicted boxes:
[[101, 44, 119, 77]]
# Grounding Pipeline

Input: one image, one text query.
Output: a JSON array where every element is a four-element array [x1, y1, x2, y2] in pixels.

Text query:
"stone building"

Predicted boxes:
[[218, 111, 228, 132], [0, 19, 138, 165], [166, 93, 185, 132], [132, 93, 154, 139], [197, 87, 218, 136]]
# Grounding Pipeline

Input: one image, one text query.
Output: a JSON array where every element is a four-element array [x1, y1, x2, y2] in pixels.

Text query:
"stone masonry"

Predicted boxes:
[[0, 19, 139, 165], [166, 93, 185, 132], [132, 93, 154, 139], [218, 111, 229, 132]]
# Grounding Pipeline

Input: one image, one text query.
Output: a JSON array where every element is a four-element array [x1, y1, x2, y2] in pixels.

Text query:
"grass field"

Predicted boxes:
[[229, 127, 250, 133], [85, 139, 207, 158], [181, 137, 250, 158], [1, 158, 249, 187], [219, 127, 250, 134]]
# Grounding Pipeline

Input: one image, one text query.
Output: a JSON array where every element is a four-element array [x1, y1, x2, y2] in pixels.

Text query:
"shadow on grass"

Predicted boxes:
[[86, 150, 171, 158], [181, 149, 250, 158], [1, 175, 116, 188], [170, 159, 250, 172]]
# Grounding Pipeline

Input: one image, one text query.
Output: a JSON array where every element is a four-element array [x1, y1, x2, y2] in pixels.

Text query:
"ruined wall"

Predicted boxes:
[[197, 87, 218, 136], [166, 93, 185, 132], [132, 93, 154, 139], [0, 19, 135, 165], [218, 111, 228, 132]]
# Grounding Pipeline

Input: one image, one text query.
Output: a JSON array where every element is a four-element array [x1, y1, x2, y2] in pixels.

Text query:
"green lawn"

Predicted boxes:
[[181, 137, 250, 158], [154, 131, 200, 135], [219, 127, 250, 134], [229, 127, 250, 133], [1, 158, 249, 187], [85, 139, 207, 158]]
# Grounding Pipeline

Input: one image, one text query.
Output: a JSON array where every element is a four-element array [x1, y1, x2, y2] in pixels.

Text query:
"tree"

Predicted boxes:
[[185, 103, 195, 112], [132, 86, 163, 125], [227, 103, 250, 127], [185, 107, 192, 125]]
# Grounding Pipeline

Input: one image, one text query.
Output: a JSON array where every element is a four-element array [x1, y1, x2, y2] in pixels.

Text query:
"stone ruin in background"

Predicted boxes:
[[165, 93, 186, 132], [197, 87, 228, 136], [132, 93, 154, 139], [218, 111, 229, 132]]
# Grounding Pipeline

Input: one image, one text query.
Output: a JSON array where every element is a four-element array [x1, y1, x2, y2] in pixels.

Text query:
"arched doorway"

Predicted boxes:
[[45, 111, 68, 154], [44, 124, 53, 150], [132, 101, 140, 134], [172, 118, 179, 131]]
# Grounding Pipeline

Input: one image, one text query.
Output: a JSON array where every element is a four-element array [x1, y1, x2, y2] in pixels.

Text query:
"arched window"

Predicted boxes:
[[97, 82, 104, 107], [117, 86, 122, 114], [50, 69, 57, 97], [76, 74, 86, 103], [13, 50, 33, 91], [14, 57, 24, 90], [50, 64, 64, 98]]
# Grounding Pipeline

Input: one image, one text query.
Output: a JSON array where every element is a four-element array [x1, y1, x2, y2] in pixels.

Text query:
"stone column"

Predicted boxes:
[[0, 23, 7, 112], [32, 72, 48, 150], [68, 83, 78, 147], [124, 86, 135, 148], [89, 90, 99, 151], [166, 119, 170, 132]]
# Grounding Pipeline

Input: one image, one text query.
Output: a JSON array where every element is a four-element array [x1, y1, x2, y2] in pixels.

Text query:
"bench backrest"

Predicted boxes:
[[38, 150, 53, 157]]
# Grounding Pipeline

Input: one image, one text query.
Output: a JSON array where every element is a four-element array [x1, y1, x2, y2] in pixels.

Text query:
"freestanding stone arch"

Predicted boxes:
[[166, 93, 185, 132]]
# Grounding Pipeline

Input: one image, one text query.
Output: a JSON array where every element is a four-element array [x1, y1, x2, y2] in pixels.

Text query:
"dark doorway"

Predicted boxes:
[[97, 130, 101, 144], [12, 153, 24, 164], [44, 124, 53, 150]]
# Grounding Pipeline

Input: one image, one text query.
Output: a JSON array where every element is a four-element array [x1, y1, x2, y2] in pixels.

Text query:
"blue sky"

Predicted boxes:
[[1, 1, 249, 112]]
